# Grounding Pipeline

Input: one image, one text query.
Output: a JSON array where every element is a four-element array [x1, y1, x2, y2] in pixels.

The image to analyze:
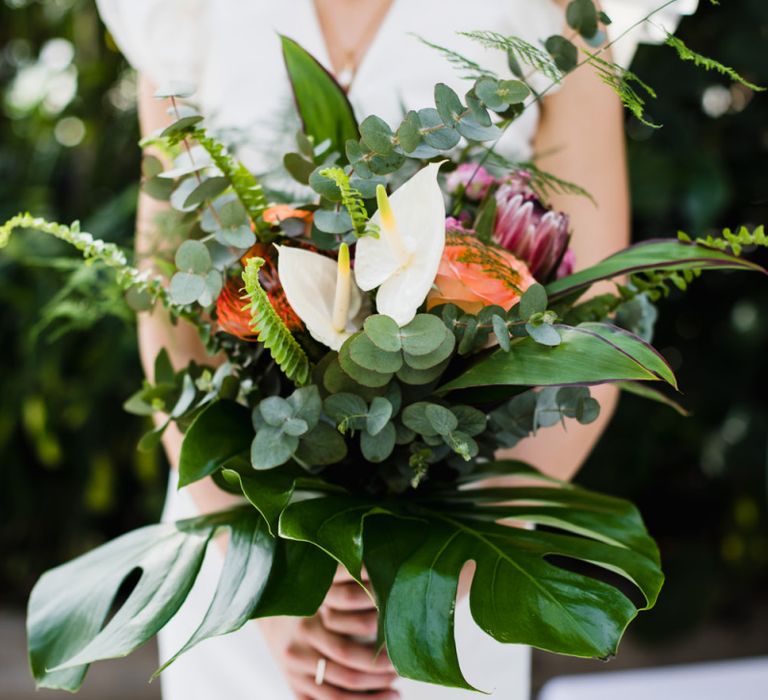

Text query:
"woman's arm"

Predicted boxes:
[[136, 74, 242, 514], [495, 17, 631, 482]]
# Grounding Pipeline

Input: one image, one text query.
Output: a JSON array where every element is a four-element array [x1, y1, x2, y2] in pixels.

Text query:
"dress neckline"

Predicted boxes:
[[307, 0, 400, 94]]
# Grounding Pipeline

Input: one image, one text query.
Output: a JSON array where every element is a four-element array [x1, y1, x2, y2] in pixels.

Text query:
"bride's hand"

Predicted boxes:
[[262, 567, 399, 699]]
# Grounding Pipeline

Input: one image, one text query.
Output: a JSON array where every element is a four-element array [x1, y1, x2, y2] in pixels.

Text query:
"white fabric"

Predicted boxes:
[[540, 656, 768, 700], [94, 1, 697, 698], [603, 0, 699, 70]]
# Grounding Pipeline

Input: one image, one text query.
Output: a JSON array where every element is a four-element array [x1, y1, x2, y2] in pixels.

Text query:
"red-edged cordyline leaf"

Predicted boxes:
[[617, 380, 691, 416], [546, 239, 767, 302], [281, 35, 359, 160], [438, 322, 677, 394]]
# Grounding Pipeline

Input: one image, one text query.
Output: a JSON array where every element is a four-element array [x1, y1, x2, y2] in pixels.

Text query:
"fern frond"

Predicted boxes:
[[585, 52, 659, 128], [459, 31, 563, 83], [414, 35, 497, 80], [665, 35, 765, 92], [629, 267, 701, 301], [318, 167, 378, 238], [242, 257, 311, 386], [0, 213, 168, 300], [679, 225, 768, 257], [185, 128, 270, 238]]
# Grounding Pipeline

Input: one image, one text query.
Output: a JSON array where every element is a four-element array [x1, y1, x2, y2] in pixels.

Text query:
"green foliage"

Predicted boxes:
[[439, 322, 677, 394], [680, 225, 768, 258], [281, 35, 360, 162], [490, 387, 601, 447], [27, 507, 277, 691], [585, 52, 660, 127], [414, 35, 497, 80], [459, 30, 563, 83], [546, 239, 766, 303], [242, 257, 311, 387], [0, 214, 166, 302], [317, 167, 378, 238], [665, 35, 764, 92], [190, 128, 270, 236]]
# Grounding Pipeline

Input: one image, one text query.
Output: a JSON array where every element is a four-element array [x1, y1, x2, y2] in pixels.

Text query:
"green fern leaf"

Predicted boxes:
[[414, 35, 497, 80], [665, 35, 764, 92], [459, 31, 563, 83], [585, 52, 659, 128], [185, 128, 270, 238], [681, 225, 768, 258], [242, 256, 311, 386], [318, 167, 378, 238], [0, 213, 169, 300]]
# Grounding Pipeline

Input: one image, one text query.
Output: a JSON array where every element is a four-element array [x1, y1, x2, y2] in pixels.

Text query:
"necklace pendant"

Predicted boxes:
[[337, 64, 354, 91]]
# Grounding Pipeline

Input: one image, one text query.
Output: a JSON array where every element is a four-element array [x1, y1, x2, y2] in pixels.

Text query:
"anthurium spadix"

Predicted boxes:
[[277, 243, 367, 350], [354, 162, 446, 326]]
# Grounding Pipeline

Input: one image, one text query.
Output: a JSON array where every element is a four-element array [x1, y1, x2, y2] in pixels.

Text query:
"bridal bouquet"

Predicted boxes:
[[4, 2, 766, 693]]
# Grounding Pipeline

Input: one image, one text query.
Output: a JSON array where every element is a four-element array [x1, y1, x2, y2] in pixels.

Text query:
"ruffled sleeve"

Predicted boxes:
[[95, 0, 207, 88], [602, 0, 699, 68]]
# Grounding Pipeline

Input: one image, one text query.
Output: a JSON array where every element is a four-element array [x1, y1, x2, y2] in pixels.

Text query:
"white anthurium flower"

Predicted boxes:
[[354, 161, 446, 326], [277, 243, 368, 351]]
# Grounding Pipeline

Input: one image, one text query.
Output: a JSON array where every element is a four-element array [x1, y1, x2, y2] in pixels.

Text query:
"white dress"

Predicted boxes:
[[95, 2, 697, 698]]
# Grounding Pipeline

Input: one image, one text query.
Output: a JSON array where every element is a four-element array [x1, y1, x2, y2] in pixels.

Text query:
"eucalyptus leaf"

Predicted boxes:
[[361, 422, 397, 462], [175, 240, 212, 275], [169, 272, 206, 305]]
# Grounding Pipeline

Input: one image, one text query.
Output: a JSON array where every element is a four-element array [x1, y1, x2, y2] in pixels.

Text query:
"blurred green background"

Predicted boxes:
[[1, 0, 766, 652]]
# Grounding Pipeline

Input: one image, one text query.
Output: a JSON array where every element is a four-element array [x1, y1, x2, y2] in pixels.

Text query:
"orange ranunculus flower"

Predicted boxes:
[[427, 232, 536, 314], [262, 205, 313, 226], [217, 244, 303, 341]]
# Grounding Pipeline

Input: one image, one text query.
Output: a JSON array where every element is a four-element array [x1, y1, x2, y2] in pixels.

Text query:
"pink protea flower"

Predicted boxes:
[[493, 181, 573, 282], [446, 163, 497, 201]]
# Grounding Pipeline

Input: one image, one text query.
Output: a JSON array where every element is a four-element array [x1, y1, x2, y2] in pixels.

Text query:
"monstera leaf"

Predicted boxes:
[[278, 460, 663, 690], [26, 507, 334, 692], [546, 239, 765, 302], [439, 322, 676, 394]]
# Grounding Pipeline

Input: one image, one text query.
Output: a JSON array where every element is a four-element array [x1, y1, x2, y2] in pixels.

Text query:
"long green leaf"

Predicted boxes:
[[178, 400, 252, 487], [281, 35, 359, 158], [29, 522, 208, 689], [157, 509, 274, 673], [546, 239, 765, 302], [438, 323, 676, 393]]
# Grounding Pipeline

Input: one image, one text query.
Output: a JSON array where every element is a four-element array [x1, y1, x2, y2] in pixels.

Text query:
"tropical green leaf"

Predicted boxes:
[[438, 323, 676, 393], [546, 240, 766, 302], [156, 509, 274, 673], [251, 538, 337, 618], [178, 400, 252, 487], [221, 463, 303, 534], [617, 381, 691, 416], [27, 508, 269, 692], [379, 472, 662, 687], [281, 35, 359, 160], [279, 494, 387, 583]]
